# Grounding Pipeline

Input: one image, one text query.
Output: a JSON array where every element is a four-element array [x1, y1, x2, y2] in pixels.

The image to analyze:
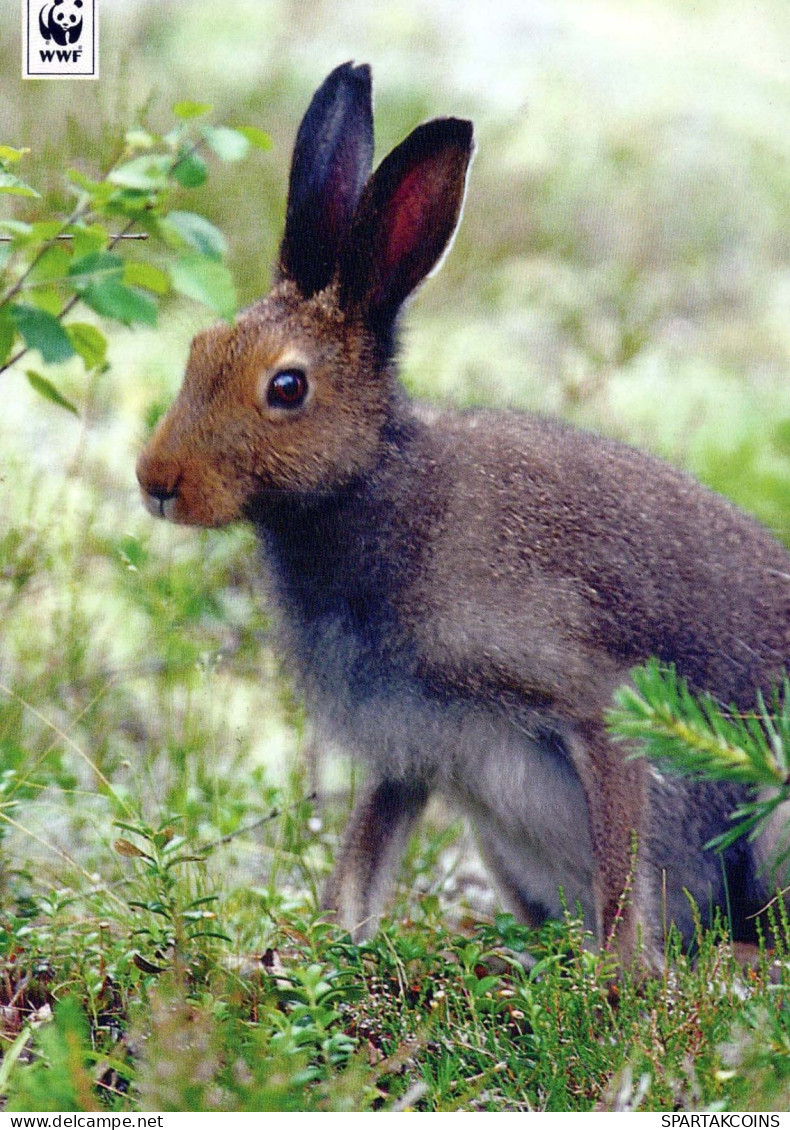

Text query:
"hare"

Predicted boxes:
[[137, 61, 790, 969]]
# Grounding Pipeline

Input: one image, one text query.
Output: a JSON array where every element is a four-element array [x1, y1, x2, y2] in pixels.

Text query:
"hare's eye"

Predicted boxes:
[[267, 368, 308, 409]]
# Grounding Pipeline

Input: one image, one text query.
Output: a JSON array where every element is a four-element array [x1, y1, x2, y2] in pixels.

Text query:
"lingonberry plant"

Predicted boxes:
[[0, 103, 270, 412]]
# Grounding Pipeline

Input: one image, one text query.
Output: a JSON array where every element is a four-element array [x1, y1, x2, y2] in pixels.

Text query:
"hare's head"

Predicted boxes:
[[137, 63, 474, 527]]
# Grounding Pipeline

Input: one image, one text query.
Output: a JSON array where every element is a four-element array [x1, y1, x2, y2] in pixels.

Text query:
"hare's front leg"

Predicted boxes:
[[322, 778, 430, 940]]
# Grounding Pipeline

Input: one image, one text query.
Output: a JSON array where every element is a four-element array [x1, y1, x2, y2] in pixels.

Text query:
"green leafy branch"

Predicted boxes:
[[0, 104, 270, 413], [113, 815, 230, 975], [608, 658, 790, 862]]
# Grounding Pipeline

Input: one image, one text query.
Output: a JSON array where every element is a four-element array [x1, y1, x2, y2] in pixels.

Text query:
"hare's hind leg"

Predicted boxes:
[[567, 723, 660, 969], [322, 778, 430, 940]]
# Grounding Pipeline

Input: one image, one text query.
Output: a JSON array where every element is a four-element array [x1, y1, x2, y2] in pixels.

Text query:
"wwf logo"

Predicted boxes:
[[39, 0, 83, 47]]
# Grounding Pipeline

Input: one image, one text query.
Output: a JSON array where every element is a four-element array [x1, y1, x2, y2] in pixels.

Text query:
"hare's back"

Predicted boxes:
[[410, 407, 790, 708]]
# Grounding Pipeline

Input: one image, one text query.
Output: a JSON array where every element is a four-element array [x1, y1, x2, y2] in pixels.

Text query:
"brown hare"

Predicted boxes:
[[137, 62, 790, 969]]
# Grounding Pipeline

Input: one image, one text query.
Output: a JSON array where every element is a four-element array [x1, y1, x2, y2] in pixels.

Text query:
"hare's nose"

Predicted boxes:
[[136, 447, 180, 511], [143, 482, 179, 518], [137, 466, 181, 519], [148, 483, 178, 505]]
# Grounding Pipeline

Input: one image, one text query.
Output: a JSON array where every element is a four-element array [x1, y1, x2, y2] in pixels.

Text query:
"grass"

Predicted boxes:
[[2, 0, 790, 1112], [3, 863, 790, 1111]]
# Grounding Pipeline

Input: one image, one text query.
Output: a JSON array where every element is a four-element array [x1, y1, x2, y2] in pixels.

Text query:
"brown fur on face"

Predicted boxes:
[[137, 282, 391, 526]]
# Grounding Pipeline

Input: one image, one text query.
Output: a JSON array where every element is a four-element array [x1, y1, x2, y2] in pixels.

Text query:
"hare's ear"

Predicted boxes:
[[339, 117, 474, 331], [279, 62, 374, 296]]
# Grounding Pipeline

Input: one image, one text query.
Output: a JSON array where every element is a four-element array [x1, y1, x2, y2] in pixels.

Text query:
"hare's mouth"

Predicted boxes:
[[141, 488, 179, 522], [139, 474, 182, 522]]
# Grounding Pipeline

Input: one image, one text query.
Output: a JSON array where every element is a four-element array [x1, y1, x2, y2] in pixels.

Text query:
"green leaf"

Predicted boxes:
[[0, 314, 16, 366], [237, 125, 273, 151], [27, 287, 61, 315], [124, 129, 155, 150], [0, 171, 40, 198], [30, 221, 67, 241], [173, 101, 213, 120], [66, 169, 114, 202], [108, 155, 171, 190], [65, 322, 107, 369], [111, 189, 162, 218], [26, 244, 72, 284], [68, 250, 124, 281], [0, 146, 30, 164], [123, 260, 170, 294], [171, 151, 207, 188], [10, 304, 75, 363], [26, 370, 79, 415], [0, 1024, 34, 1097], [170, 254, 236, 319], [79, 280, 158, 326], [160, 211, 227, 260], [71, 224, 108, 259], [202, 126, 250, 162]]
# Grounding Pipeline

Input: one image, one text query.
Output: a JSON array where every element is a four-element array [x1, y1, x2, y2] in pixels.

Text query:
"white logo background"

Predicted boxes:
[[22, 0, 98, 80]]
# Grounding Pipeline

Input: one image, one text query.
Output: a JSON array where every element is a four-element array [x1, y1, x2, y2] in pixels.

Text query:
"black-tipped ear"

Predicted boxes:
[[279, 62, 374, 297], [339, 117, 474, 330]]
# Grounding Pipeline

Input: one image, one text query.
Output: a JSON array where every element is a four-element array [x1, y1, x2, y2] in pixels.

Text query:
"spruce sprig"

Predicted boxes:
[[607, 659, 790, 860]]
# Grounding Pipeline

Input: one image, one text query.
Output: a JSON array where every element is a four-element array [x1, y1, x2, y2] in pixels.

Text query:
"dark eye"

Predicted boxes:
[[267, 368, 308, 410]]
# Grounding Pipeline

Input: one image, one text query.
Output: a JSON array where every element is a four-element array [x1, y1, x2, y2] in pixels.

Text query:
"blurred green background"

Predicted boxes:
[[2, 0, 790, 908]]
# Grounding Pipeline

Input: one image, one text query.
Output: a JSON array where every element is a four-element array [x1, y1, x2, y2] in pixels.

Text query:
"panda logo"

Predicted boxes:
[[39, 0, 84, 47]]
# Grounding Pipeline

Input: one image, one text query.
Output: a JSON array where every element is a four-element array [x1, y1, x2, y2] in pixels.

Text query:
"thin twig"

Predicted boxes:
[[1, 215, 139, 375], [202, 793, 318, 852], [0, 233, 148, 242], [1, 200, 90, 310], [0, 137, 205, 377]]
